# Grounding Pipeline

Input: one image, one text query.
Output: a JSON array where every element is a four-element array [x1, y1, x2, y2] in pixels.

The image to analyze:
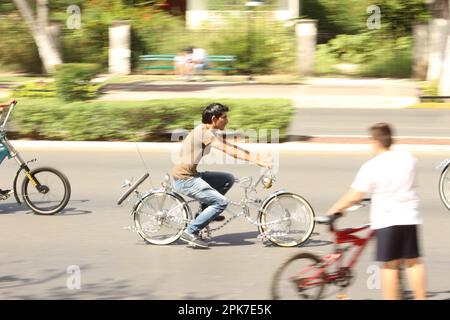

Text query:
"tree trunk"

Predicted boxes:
[[37, 0, 48, 28], [13, 0, 62, 74]]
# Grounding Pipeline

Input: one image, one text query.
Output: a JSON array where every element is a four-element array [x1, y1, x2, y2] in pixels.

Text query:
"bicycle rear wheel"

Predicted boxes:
[[259, 192, 315, 247], [133, 191, 190, 245], [21, 167, 71, 215], [439, 165, 450, 210], [271, 252, 325, 300]]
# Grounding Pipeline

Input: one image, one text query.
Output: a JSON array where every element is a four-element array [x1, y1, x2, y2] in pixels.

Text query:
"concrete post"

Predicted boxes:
[[427, 18, 448, 81], [413, 24, 429, 80], [109, 22, 131, 75], [186, 0, 209, 30], [276, 0, 300, 21], [295, 19, 318, 76], [438, 28, 450, 95]]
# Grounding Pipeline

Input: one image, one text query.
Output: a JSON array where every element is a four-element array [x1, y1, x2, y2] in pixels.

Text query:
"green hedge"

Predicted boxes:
[[13, 81, 57, 98], [55, 63, 101, 102], [9, 98, 294, 142]]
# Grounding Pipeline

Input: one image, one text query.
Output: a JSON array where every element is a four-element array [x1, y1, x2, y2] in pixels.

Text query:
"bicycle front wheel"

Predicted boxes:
[[439, 165, 450, 211], [271, 252, 325, 300], [21, 167, 71, 215], [133, 191, 190, 245], [259, 193, 315, 247]]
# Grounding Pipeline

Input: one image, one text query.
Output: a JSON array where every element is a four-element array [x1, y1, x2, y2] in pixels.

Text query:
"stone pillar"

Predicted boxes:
[[186, 0, 209, 30], [295, 19, 318, 76], [438, 28, 450, 96], [413, 24, 429, 80], [276, 0, 300, 21], [109, 22, 131, 75], [427, 18, 448, 81]]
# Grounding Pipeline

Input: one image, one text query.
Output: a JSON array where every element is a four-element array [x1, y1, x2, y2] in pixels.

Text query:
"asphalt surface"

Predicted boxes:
[[0, 148, 449, 300], [288, 108, 450, 138]]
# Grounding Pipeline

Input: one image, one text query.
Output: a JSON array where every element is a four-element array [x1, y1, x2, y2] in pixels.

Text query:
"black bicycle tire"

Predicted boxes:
[[21, 166, 71, 215]]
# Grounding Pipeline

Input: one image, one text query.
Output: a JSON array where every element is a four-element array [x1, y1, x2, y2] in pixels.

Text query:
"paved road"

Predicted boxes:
[[288, 108, 450, 138], [0, 148, 449, 300], [99, 78, 419, 109]]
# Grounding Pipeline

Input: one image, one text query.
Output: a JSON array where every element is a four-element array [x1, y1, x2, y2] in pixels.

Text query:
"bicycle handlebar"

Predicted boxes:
[[0, 100, 18, 131], [117, 173, 149, 205], [315, 198, 371, 232]]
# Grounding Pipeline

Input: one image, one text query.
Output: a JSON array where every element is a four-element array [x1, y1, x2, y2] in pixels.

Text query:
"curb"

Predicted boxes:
[[10, 140, 450, 153]]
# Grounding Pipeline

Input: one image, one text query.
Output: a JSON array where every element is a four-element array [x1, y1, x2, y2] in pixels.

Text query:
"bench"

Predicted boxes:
[[140, 54, 237, 73]]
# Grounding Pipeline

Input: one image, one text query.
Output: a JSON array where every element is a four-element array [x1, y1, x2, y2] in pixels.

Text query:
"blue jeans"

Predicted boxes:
[[172, 171, 235, 234]]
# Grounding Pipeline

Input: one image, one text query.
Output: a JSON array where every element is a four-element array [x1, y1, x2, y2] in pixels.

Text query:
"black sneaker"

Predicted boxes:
[[180, 231, 209, 249], [0, 189, 13, 200]]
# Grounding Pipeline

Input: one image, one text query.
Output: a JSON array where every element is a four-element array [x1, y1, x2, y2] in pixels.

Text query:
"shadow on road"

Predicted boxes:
[[0, 202, 31, 214], [208, 231, 260, 247], [0, 200, 92, 216], [0, 265, 156, 299]]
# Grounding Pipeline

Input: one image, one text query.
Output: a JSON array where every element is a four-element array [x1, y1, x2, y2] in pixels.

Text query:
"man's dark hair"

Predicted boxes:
[[202, 103, 229, 124], [369, 123, 393, 148]]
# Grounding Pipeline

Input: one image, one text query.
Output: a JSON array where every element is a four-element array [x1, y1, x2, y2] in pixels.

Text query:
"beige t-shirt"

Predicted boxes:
[[172, 124, 216, 180]]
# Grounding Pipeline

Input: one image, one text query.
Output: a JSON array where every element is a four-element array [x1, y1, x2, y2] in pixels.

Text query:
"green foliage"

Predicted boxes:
[[314, 44, 339, 74], [302, 0, 371, 42], [303, 0, 430, 40], [368, 0, 431, 37], [13, 81, 57, 98], [208, 18, 296, 74], [420, 80, 443, 102], [0, 13, 42, 73], [359, 36, 413, 78], [54, 63, 101, 102], [11, 98, 294, 141], [315, 31, 413, 78]]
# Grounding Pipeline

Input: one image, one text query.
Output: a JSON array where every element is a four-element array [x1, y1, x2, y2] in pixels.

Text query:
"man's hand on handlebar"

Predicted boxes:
[[256, 159, 272, 169], [0, 98, 16, 110]]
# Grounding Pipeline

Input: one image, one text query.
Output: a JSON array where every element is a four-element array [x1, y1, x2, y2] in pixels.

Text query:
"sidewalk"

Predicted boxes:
[[98, 77, 420, 109], [11, 137, 450, 153]]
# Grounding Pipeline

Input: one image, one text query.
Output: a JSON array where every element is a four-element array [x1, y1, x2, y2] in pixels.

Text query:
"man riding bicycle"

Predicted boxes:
[[0, 98, 16, 200], [171, 103, 272, 249]]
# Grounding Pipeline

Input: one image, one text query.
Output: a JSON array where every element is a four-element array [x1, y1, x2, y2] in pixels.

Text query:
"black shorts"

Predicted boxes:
[[375, 224, 421, 262]]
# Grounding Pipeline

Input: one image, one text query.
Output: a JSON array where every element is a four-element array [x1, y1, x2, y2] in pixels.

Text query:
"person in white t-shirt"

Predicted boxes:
[[173, 48, 191, 79], [190, 47, 207, 79], [326, 123, 426, 300]]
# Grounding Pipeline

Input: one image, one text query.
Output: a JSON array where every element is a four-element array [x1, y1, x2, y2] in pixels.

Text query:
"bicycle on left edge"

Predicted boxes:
[[0, 100, 71, 214]]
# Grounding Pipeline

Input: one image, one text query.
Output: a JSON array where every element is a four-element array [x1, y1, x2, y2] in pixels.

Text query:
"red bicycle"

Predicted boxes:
[[271, 199, 374, 300]]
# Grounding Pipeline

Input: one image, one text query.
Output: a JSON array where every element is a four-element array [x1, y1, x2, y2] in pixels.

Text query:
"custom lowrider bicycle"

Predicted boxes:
[[117, 169, 315, 247]]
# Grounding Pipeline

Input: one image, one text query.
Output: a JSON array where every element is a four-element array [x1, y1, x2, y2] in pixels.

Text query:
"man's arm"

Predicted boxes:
[[326, 189, 365, 216], [0, 98, 16, 109], [211, 137, 271, 168]]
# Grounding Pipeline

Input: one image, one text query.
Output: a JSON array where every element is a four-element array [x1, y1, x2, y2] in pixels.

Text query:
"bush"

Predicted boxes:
[[13, 81, 56, 98], [314, 33, 413, 78], [54, 63, 101, 102], [208, 17, 296, 74], [11, 98, 294, 142]]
